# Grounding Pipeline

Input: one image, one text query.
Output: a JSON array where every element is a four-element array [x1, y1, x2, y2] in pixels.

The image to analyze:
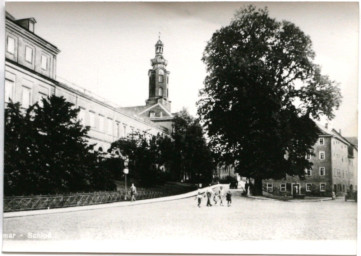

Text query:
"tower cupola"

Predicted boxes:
[[155, 39, 164, 56]]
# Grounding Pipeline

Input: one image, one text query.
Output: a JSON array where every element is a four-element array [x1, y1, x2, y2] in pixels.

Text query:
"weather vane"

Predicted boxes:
[[158, 32, 161, 40]]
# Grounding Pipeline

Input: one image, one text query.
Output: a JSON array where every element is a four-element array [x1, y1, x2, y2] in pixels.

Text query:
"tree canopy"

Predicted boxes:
[[4, 96, 115, 196], [170, 109, 215, 184], [110, 109, 215, 186], [197, 5, 342, 194]]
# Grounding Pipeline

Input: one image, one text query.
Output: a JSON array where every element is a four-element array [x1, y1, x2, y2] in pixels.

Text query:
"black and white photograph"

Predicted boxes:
[[1, 2, 359, 255]]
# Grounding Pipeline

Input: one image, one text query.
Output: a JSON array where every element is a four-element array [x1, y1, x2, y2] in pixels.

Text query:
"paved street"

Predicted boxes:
[[3, 195, 357, 244]]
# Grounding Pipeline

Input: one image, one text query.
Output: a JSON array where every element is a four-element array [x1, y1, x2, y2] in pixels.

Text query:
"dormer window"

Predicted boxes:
[[25, 46, 33, 63], [29, 21, 34, 32], [14, 17, 37, 32], [149, 111, 155, 117]]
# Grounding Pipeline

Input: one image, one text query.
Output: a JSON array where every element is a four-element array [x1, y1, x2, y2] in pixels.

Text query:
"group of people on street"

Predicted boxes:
[[129, 183, 233, 207], [196, 185, 232, 207]]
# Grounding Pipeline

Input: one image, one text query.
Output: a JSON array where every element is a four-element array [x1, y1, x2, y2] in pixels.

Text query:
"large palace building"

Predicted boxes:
[[4, 12, 173, 151]]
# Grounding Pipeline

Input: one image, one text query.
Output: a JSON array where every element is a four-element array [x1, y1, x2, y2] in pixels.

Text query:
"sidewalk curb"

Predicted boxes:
[[246, 195, 334, 202], [4, 184, 227, 219]]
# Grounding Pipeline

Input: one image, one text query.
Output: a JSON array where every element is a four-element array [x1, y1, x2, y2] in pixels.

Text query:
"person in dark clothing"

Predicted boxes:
[[226, 190, 232, 207], [206, 188, 213, 207], [196, 188, 205, 207]]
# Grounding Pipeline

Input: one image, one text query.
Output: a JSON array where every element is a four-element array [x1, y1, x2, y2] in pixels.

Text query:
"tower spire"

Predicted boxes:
[[147, 37, 171, 112], [155, 34, 164, 56]]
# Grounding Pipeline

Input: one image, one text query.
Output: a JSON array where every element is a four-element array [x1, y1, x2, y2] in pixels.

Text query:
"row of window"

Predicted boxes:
[[78, 109, 147, 138], [5, 78, 48, 108], [266, 183, 326, 192], [306, 151, 325, 160], [333, 168, 349, 178], [305, 167, 326, 176], [333, 153, 345, 162], [7, 36, 49, 70], [5, 78, 146, 139]]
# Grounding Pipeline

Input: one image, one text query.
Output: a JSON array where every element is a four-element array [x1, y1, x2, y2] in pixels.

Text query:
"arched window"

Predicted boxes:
[[158, 87, 163, 96]]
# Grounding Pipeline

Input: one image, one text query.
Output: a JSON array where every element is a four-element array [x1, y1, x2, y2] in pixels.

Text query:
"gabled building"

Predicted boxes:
[[263, 124, 358, 197]]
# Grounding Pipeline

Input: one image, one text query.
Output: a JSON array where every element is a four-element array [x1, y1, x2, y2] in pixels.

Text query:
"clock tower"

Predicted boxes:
[[146, 37, 171, 112]]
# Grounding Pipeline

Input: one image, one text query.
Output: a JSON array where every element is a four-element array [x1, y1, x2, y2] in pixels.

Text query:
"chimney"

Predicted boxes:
[[325, 123, 328, 129], [339, 129, 341, 135]]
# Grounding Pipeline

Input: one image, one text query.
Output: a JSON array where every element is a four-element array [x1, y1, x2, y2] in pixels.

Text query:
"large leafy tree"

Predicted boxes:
[[197, 6, 342, 194], [4, 102, 39, 195], [170, 109, 215, 184], [4, 96, 115, 196]]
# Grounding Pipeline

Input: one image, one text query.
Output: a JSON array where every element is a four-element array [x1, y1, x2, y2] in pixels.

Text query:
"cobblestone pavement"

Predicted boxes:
[[3, 195, 357, 243]]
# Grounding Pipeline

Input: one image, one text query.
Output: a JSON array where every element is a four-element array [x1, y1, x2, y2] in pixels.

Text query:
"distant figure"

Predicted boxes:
[[219, 186, 225, 206], [226, 190, 232, 207], [245, 181, 249, 195], [196, 188, 205, 207], [213, 188, 219, 205], [332, 191, 336, 200], [130, 183, 137, 201], [206, 187, 213, 207]]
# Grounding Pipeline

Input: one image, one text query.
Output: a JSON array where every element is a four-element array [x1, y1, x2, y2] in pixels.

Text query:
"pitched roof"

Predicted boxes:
[[345, 137, 358, 148], [118, 106, 148, 116], [316, 123, 354, 147]]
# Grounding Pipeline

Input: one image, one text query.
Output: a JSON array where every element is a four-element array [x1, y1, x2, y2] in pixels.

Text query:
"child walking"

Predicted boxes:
[[196, 189, 204, 207], [219, 186, 224, 206], [206, 187, 213, 207], [226, 190, 232, 207]]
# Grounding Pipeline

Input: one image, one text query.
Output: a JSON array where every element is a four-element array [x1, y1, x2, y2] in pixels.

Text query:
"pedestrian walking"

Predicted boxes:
[[213, 188, 219, 205], [245, 181, 249, 196], [332, 191, 336, 200], [226, 190, 232, 207], [130, 183, 137, 202], [219, 186, 225, 206], [195, 188, 205, 207], [206, 187, 213, 207]]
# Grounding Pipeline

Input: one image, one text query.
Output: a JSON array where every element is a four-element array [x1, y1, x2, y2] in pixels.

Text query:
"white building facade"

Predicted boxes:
[[5, 12, 168, 151]]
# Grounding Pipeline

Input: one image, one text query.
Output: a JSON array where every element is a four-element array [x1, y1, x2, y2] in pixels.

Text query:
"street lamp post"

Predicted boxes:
[[123, 158, 129, 200]]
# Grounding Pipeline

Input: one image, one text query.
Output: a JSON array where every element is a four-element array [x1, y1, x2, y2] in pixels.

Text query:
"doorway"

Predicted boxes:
[[292, 184, 300, 195]]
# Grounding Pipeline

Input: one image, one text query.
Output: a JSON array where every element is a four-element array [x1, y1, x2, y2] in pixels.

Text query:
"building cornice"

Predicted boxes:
[[6, 18, 60, 55]]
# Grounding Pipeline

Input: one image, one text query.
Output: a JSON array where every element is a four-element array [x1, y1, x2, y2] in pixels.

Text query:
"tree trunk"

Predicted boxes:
[[253, 178, 263, 196]]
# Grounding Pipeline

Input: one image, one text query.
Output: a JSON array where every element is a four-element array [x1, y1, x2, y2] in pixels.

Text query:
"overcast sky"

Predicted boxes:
[[6, 2, 359, 136]]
